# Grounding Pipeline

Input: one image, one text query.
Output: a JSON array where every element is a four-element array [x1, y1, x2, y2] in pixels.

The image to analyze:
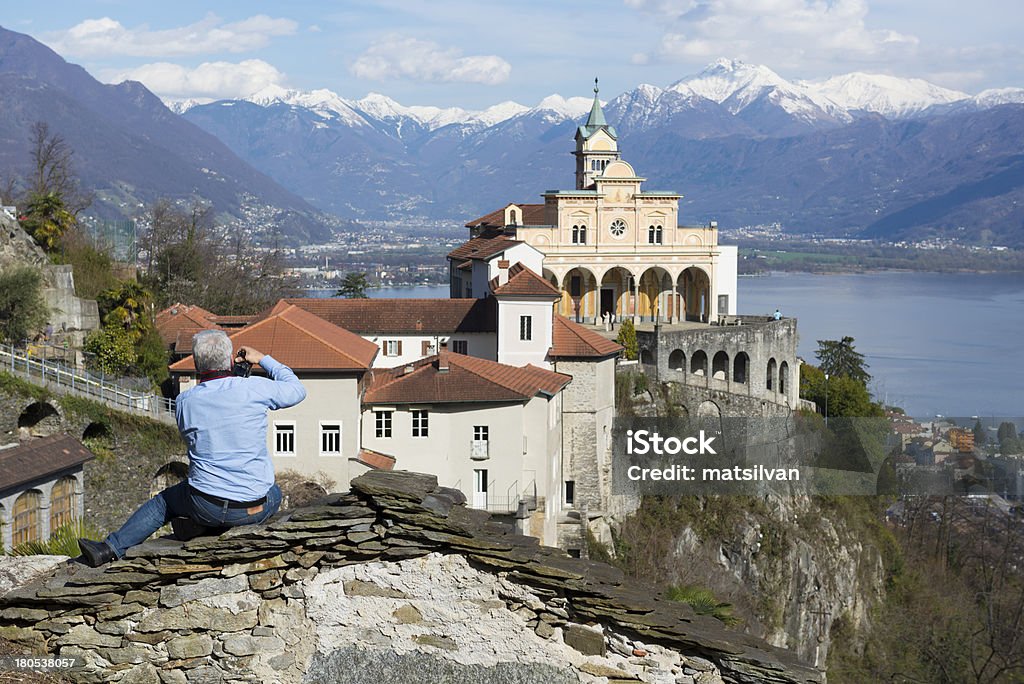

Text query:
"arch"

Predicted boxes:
[[599, 267, 634, 321], [712, 351, 730, 381], [733, 352, 749, 384], [82, 421, 110, 441], [767, 358, 777, 391], [668, 349, 685, 372], [638, 266, 673, 322], [779, 361, 790, 395], [50, 477, 77, 533], [560, 266, 599, 323], [18, 401, 60, 438], [697, 400, 723, 434], [690, 350, 708, 376], [151, 461, 189, 497], [678, 267, 711, 323], [12, 490, 42, 547]]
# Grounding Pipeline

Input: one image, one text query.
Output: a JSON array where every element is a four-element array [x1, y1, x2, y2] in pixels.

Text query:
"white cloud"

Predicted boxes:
[[628, 0, 919, 69], [45, 13, 297, 58], [113, 59, 287, 101], [350, 35, 510, 85]]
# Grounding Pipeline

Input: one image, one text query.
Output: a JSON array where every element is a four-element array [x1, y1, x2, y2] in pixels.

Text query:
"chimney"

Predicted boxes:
[[438, 341, 449, 373], [497, 259, 510, 286]]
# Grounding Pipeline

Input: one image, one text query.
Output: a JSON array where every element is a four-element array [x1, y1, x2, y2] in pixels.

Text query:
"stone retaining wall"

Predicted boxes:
[[0, 471, 822, 684]]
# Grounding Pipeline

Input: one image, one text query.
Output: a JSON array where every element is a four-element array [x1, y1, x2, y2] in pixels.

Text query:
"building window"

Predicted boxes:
[[50, 478, 77, 532], [472, 469, 489, 508], [375, 411, 392, 438], [648, 224, 663, 244], [12, 490, 41, 547], [571, 224, 587, 245], [564, 480, 575, 507], [422, 340, 435, 356], [320, 422, 342, 456], [452, 340, 468, 355], [383, 340, 402, 357], [274, 422, 295, 456], [609, 218, 626, 237], [412, 410, 429, 437], [520, 315, 532, 341], [474, 425, 489, 442]]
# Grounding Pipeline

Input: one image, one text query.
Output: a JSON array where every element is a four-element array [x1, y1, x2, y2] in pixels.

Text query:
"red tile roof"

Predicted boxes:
[[465, 204, 546, 228], [492, 263, 561, 298], [550, 316, 624, 359], [364, 351, 570, 405], [282, 298, 497, 335], [447, 233, 520, 261], [170, 302, 378, 372], [155, 303, 218, 346], [0, 435, 95, 494]]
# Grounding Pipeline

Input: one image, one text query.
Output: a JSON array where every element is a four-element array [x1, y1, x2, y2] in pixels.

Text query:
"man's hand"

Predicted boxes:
[[236, 346, 266, 365]]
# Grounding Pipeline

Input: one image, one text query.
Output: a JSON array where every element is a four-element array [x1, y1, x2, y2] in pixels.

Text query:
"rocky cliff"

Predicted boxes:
[[0, 471, 822, 683]]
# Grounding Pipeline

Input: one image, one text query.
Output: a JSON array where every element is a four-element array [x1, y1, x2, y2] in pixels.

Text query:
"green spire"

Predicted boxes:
[[585, 77, 607, 128]]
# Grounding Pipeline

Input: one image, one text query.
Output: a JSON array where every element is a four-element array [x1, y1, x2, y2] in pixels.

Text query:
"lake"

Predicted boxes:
[[311, 272, 1024, 419]]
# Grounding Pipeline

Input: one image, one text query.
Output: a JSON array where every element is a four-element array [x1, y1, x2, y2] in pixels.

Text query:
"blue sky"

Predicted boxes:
[[7, 1, 1024, 108]]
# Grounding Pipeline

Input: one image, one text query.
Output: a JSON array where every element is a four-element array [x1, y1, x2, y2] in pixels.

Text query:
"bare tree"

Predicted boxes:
[[28, 121, 91, 214]]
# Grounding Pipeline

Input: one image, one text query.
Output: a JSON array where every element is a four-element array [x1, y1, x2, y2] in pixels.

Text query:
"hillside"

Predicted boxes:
[[0, 26, 334, 244]]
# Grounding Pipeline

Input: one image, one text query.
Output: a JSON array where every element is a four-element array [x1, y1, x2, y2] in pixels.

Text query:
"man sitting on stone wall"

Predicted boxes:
[[77, 330, 307, 567]]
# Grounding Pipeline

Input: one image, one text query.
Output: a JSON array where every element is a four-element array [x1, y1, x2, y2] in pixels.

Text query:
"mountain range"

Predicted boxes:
[[1, 22, 1022, 247], [176, 58, 1024, 246], [0, 26, 334, 244]]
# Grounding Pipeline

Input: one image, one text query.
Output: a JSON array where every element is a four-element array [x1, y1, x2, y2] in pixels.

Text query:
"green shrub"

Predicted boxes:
[[9, 519, 103, 557], [667, 584, 742, 625], [615, 319, 638, 360]]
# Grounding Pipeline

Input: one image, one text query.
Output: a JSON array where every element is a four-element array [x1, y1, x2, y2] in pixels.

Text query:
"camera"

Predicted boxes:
[[232, 349, 252, 378]]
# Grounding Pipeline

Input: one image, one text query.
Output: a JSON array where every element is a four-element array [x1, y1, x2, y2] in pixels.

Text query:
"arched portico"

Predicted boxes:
[[678, 267, 711, 323], [558, 266, 599, 323], [637, 267, 675, 323], [598, 267, 635, 322]]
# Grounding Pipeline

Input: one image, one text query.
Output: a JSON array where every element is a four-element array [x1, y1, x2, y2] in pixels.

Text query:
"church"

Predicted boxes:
[[452, 80, 738, 327]]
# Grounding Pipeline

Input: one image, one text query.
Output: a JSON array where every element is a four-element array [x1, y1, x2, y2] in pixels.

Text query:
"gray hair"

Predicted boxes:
[[192, 330, 233, 373]]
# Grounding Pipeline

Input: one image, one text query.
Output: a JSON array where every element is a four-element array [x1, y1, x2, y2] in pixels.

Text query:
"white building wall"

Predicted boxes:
[[267, 375, 361, 489], [487, 244, 545, 286], [496, 298, 555, 368], [714, 245, 738, 318]]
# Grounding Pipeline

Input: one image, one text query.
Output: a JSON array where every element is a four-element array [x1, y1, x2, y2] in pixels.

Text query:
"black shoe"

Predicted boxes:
[[170, 516, 210, 541], [77, 539, 115, 567]]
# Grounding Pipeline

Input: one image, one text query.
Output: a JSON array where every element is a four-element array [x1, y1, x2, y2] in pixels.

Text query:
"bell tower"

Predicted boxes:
[[574, 78, 620, 190]]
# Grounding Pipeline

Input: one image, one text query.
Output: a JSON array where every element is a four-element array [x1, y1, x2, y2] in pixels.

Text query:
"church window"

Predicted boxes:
[[570, 276, 582, 297], [609, 219, 626, 238], [648, 224, 663, 244], [572, 224, 587, 245]]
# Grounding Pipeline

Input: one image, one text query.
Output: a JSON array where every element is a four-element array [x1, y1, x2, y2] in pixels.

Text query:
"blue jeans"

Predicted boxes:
[[104, 481, 281, 557]]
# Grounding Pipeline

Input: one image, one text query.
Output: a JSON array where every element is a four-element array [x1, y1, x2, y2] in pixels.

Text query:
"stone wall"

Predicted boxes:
[[0, 214, 99, 343], [0, 471, 822, 684], [637, 319, 800, 414], [0, 384, 186, 535]]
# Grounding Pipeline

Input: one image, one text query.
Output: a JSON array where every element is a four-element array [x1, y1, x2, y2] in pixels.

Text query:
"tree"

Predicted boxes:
[[974, 419, 987, 446], [800, 363, 883, 418], [335, 272, 369, 299], [815, 336, 871, 385], [0, 266, 48, 342], [21, 192, 76, 252], [27, 121, 89, 214], [86, 280, 168, 386], [139, 199, 297, 314], [616, 318, 638, 360]]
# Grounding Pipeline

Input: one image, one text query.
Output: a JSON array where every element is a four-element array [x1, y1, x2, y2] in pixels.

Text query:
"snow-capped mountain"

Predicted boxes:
[[802, 72, 969, 118], [171, 58, 1024, 246], [668, 59, 852, 125]]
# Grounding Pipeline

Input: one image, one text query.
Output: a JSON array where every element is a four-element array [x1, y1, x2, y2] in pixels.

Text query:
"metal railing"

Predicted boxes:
[[467, 479, 539, 514], [0, 344, 175, 423]]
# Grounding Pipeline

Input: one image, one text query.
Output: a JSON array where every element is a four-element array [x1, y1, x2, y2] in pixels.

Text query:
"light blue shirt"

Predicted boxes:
[[175, 355, 306, 501]]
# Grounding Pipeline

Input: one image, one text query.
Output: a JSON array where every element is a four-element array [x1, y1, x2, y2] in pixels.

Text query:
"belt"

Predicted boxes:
[[190, 485, 267, 509]]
